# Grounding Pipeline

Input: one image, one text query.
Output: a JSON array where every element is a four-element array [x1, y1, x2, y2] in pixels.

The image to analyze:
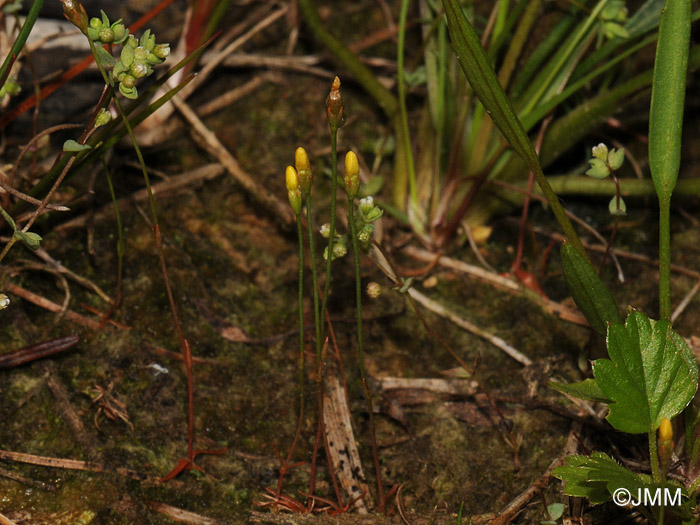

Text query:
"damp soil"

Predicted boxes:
[[2, 3, 700, 525]]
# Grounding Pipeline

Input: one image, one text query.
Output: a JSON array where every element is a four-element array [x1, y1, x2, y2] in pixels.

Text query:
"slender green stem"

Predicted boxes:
[[319, 128, 338, 356], [305, 194, 322, 369], [295, 0, 412, 209], [347, 199, 385, 509], [649, 429, 661, 483], [347, 205, 365, 375], [659, 199, 671, 319], [310, 124, 338, 505], [102, 158, 125, 315], [296, 213, 305, 413], [87, 39, 159, 222]]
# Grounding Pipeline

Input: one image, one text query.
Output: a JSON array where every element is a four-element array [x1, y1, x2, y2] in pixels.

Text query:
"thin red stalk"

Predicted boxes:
[[307, 371, 324, 512]]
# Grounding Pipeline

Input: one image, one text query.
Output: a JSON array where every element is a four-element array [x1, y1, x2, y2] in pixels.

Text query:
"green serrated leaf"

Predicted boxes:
[[594, 311, 698, 434], [62, 140, 91, 152], [550, 378, 611, 404], [553, 451, 648, 504]]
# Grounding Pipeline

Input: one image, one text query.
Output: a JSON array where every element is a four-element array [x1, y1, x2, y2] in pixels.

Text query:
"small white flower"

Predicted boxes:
[[592, 143, 608, 160]]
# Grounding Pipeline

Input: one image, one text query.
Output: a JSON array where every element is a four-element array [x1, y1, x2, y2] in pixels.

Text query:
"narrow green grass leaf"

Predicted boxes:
[[442, 0, 586, 256], [442, 0, 536, 168], [0, 0, 44, 90], [593, 311, 698, 434]]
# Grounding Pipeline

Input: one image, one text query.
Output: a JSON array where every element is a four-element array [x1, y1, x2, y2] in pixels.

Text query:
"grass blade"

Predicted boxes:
[[442, 0, 586, 256]]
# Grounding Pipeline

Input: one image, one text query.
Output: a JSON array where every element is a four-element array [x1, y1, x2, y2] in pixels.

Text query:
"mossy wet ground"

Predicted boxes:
[[2, 49, 700, 525]]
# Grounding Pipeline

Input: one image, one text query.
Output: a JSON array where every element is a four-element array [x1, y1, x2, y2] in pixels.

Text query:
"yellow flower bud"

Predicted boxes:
[[295, 147, 312, 193], [295, 147, 309, 172], [344, 151, 360, 199], [659, 417, 673, 442], [658, 417, 674, 474], [345, 150, 359, 178], [286, 165, 302, 216], [285, 165, 299, 192]]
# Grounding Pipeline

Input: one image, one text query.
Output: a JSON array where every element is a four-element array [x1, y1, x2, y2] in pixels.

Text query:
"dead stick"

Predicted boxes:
[[0, 449, 149, 480], [0, 336, 79, 368], [4, 282, 102, 329], [171, 96, 295, 226]]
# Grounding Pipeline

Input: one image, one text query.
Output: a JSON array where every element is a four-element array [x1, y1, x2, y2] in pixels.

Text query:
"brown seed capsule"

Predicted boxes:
[[60, 0, 89, 33], [326, 76, 345, 132]]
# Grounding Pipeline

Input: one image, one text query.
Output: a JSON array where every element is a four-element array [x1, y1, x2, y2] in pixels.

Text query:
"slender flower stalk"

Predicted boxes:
[[344, 150, 386, 510], [286, 165, 305, 414], [295, 148, 322, 374], [308, 76, 344, 507], [320, 76, 344, 351]]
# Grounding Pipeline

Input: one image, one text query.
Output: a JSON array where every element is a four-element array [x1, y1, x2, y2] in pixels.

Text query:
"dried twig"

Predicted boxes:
[[404, 245, 588, 327], [55, 163, 224, 231], [0, 449, 149, 481], [323, 364, 372, 513], [148, 501, 223, 525], [4, 281, 101, 330], [32, 247, 112, 303], [373, 376, 479, 399], [408, 288, 532, 366], [171, 96, 295, 226], [672, 279, 700, 323], [0, 336, 79, 369], [0, 512, 17, 525]]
